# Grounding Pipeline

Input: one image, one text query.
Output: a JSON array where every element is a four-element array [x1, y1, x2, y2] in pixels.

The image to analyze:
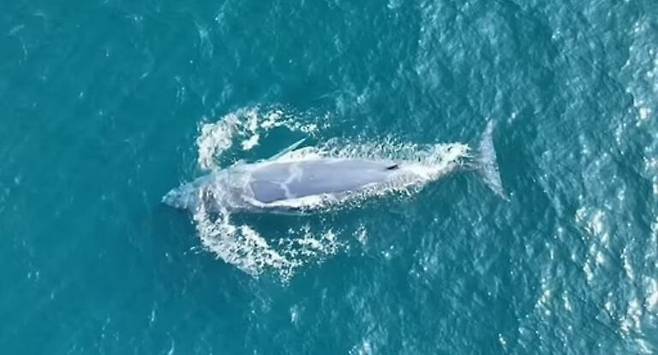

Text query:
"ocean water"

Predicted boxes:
[[1, 0, 657, 354]]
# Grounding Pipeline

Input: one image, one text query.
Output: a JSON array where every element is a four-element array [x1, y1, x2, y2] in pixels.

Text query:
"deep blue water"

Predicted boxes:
[[1, 0, 658, 354]]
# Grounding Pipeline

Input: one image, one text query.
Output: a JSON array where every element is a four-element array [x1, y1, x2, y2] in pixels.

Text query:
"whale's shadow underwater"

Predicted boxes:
[[163, 121, 505, 215]]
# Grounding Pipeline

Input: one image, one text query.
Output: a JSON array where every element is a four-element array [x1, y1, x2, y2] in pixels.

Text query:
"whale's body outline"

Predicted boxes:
[[163, 121, 505, 214], [163, 155, 461, 214]]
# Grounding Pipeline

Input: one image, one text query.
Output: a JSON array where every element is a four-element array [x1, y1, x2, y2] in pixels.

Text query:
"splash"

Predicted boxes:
[[193, 200, 347, 279], [196, 107, 320, 170]]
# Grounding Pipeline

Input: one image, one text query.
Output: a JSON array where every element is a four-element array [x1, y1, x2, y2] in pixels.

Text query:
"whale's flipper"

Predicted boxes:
[[267, 138, 307, 161], [478, 121, 507, 200]]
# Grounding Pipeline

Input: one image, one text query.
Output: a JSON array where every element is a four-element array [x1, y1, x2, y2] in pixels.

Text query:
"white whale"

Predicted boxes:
[[163, 122, 505, 214]]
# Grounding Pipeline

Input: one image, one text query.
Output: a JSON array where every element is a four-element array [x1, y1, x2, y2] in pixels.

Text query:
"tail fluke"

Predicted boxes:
[[477, 121, 507, 200]]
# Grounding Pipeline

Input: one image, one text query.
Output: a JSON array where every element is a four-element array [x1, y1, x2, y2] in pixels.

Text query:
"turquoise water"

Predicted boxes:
[[2, 0, 658, 353]]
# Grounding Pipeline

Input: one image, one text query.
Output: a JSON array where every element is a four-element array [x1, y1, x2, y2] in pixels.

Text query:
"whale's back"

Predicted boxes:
[[248, 159, 397, 203]]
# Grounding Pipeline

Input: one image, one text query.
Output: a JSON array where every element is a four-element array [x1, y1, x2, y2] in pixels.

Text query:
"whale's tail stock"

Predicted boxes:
[[476, 121, 508, 200]]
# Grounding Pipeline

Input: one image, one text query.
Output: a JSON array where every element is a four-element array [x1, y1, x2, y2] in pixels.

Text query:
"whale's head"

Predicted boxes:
[[163, 185, 198, 210], [162, 175, 218, 211]]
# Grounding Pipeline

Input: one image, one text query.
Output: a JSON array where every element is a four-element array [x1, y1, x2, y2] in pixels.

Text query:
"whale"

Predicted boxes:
[[163, 121, 505, 214]]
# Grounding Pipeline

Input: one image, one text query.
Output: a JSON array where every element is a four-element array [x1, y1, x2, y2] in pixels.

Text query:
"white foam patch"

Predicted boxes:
[[196, 107, 320, 170], [193, 204, 344, 280], [193, 206, 292, 277], [197, 112, 241, 170], [241, 133, 260, 150], [620, 298, 643, 336]]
